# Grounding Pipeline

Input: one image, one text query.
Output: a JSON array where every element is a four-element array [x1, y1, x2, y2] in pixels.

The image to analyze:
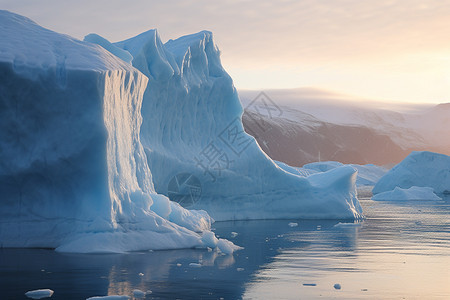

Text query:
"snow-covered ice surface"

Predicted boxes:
[[275, 161, 388, 187], [372, 186, 442, 201], [25, 289, 54, 299], [0, 10, 217, 253], [112, 30, 362, 221], [373, 151, 450, 196]]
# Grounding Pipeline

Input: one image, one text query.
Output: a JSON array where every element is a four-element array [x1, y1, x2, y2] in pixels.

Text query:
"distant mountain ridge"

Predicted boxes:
[[240, 89, 449, 166]]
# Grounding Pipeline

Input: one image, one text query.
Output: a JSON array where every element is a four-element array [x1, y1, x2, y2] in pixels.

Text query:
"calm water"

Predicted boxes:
[[1, 197, 449, 299]]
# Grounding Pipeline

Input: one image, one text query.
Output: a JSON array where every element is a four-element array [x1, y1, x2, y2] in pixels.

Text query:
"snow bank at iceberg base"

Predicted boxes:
[[372, 151, 450, 196], [372, 186, 442, 201], [111, 30, 363, 220], [0, 10, 236, 254]]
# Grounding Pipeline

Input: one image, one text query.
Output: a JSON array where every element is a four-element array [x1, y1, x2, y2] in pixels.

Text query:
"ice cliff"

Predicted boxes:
[[0, 10, 214, 252]]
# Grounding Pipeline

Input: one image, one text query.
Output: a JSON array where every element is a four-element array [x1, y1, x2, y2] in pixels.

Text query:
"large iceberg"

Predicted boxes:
[[111, 30, 362, 220], [0, 10, 363, 253], [0, 10, 216, 252], [372, 151, 450, 196]]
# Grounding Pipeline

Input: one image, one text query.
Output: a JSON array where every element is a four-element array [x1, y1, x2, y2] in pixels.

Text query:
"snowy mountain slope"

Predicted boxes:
[[112, 30, 363, 220], [0, 10, 215, 252], [240, 89, 449, 166], [243, 110, 410, 166]]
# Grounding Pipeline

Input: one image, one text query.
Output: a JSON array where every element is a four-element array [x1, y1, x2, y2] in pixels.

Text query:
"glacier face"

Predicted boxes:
[[114, 30, 363, 220], [0, 10, 212, 252]]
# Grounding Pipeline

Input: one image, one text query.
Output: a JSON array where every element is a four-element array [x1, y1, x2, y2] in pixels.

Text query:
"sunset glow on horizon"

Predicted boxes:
[[2, 0, 450, 104]]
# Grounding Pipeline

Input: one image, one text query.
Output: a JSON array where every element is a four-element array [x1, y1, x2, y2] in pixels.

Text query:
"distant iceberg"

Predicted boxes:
[[372, 186, 442, 201], [373, 151, 450, 196], [276, 161, 387, 187]]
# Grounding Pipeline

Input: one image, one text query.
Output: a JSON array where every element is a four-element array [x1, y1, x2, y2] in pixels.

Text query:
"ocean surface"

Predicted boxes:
[[1, 196, 449, 299]]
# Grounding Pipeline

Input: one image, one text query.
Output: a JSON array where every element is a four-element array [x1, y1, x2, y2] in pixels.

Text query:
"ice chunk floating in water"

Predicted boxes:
[[86, 296, 130, 300], [25, 289, 54, 299]]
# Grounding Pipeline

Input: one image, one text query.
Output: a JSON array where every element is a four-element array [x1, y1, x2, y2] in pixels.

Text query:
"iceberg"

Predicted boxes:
[[0, 10, 363, 253], [275, 161, 388, 187], [0, 10, 216, 252], [112, 30, 363, 220], [372, 151, 450, 196], [372, 186, 442, 201]]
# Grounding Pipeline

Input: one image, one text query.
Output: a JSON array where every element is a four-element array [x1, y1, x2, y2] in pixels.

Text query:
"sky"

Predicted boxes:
[[1, 0, 450, 104]]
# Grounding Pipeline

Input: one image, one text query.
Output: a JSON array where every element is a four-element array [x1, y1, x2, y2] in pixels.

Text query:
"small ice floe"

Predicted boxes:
[[334, 283, 341, 290], [138, 273, 144, 276], [334, 222, 362, 228], [236, 268, 244, 272], [231, 232, 238, 238], [25, 289, 54, 299], [217, 238, 241, 254], [303, 283, 317, 287], [132, 289, 146, 298], [189, 262, 202, 268], [288, 222, 298, 227], [86, 296, 130, 300]]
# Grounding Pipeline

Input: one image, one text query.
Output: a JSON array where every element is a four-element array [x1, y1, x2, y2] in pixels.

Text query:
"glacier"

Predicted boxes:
[[0, 10, 219, 253], [111, 29, 362, 220], [372, 151, 450, 196]]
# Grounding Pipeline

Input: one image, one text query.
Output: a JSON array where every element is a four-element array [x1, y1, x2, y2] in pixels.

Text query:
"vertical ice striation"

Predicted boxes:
[[0, 10, 213, 252]]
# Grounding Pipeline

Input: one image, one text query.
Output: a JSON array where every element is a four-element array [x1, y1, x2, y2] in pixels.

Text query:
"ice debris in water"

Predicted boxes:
[[25, 289, 54, 299]]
